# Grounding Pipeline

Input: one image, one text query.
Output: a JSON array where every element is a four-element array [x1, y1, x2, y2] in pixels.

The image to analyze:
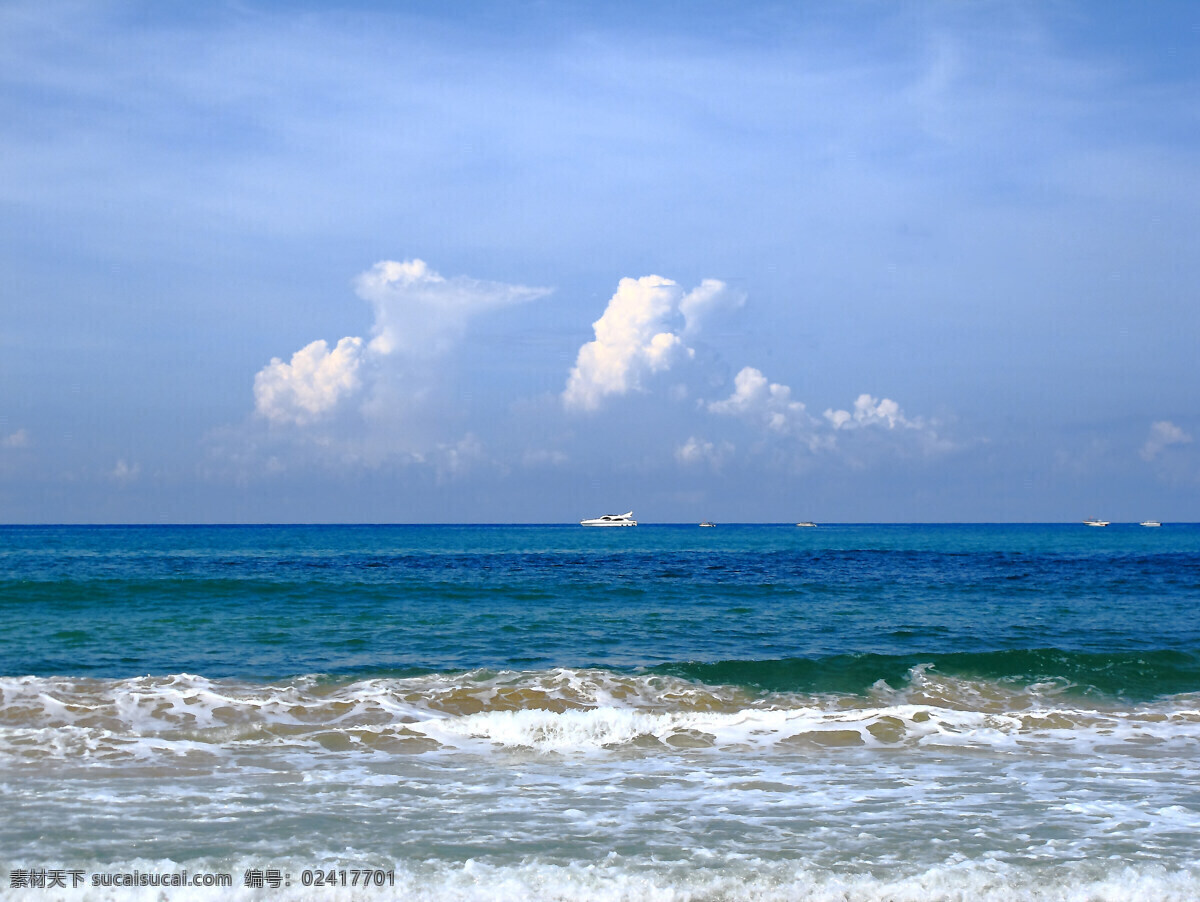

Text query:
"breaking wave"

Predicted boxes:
[[3, 657, 1199, 764]]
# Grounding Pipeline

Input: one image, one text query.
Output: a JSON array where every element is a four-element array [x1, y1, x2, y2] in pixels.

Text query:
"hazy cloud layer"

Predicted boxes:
[[676, 436, 734, 469], [1141, 420, 1193, 461], [109, 459, 140, 485], [1, 429, 29, 449]]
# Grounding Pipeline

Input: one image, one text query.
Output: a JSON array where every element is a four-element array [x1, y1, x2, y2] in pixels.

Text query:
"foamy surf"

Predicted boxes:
[[3, 668, 1199, 763], [1, 858, 1197, 902]]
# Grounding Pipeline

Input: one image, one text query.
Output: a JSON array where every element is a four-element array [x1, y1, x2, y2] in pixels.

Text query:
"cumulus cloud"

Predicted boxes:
[[1140, 420, 1192, 461], [701, 367, 952, 460], [679, 278, 745, 336], [563, 276, 686, 411], [562, 275, 740, 411], [707, 366, 812, 434], [254, 337, 365, 426], [822, 393, 956, 455], [561, 274, 955, 465], [824, 394, 920, 430], [253, 259, 549, 427]]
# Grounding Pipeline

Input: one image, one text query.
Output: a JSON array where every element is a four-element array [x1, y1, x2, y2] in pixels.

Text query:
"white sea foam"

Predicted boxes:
[[0, 858, 1197, 902], [3, 669, 1200, 764]]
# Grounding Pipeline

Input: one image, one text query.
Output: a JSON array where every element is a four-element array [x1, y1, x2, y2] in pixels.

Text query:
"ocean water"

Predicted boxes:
[[2, 523, 1199, 900]]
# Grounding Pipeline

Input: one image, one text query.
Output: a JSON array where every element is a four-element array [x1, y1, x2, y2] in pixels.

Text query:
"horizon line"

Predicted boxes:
[[0, 521, 1190, 528]]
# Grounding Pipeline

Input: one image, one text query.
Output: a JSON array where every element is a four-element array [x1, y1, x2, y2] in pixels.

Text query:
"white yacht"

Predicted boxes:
[[796, 521, 818, 528], [1083, 518, 1110, 527], [1140, 520, 1162, 527], [580, 511, 637, 527]]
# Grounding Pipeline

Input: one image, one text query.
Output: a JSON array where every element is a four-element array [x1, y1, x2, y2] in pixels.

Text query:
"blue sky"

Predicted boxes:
[[1, 0, 1197, 523]]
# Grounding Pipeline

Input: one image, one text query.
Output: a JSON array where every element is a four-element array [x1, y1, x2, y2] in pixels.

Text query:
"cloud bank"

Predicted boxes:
[[242, 261, 955, 483], [563, 273, 951, 464]]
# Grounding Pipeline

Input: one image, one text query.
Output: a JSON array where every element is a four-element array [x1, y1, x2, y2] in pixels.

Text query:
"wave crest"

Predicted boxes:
[[3, 665, 1200, 763]]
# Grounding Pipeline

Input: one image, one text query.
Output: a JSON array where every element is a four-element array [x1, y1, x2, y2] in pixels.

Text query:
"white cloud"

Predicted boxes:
[[253, 259, 550, 427], [254, 336, 365, 426], [824, 394, 920, 430], [110, 459, 140, 484], [356, 259, 550, 358], [707, 366, 811, 434], [563, 275, 736, 411], [561, 272, 955, 466], [703, 370, 952, 460], [821, 393, 956, 456], [1, 428, 29, 448], [563, 276, 687, 411], [1141, 420, 1192, 461], [679, 278, 745, 337], [676, 436, 734, 468], [562, 275, 955, 467]]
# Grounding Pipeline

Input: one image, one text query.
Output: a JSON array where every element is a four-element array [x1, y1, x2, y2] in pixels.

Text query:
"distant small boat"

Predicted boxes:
[[795, 521, 818, 528], [699, 521, 716, 527], [580, 511, 637, 527], [1140, 520, 1162, 527], [1083, 518, 1110, 527]]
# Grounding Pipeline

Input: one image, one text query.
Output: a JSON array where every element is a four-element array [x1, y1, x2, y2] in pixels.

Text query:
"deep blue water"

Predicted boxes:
[[3, 523, 1198, 697]]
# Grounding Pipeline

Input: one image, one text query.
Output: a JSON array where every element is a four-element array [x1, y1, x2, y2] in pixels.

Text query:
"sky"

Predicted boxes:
[[1, 0, 1198, 523]]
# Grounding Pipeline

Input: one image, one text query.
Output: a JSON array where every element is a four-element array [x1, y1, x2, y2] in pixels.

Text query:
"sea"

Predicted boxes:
[[2, 523, 1199, 901]]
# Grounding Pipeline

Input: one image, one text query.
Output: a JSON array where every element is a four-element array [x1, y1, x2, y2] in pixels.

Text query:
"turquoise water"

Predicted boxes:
[[4, 523, 1198, 683], [2, 524, 1199, 900]]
